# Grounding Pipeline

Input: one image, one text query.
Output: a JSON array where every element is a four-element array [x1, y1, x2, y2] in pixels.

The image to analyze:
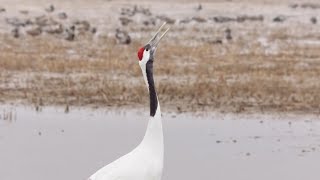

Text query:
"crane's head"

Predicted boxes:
[[137, 22, 170, 66]]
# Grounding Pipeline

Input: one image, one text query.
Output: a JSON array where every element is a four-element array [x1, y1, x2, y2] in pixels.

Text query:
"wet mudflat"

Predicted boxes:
[[0, 105, 320, 180]]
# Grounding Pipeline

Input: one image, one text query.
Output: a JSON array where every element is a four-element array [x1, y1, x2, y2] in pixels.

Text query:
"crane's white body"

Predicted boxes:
[[89, 105, 163, 180]]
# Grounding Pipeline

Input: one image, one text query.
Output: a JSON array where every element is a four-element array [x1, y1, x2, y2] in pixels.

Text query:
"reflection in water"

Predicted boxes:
[[0, 106, 17, 123]]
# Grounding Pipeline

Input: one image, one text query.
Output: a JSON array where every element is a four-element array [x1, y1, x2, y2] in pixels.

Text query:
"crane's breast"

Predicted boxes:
[[88, 148, 163, 180]]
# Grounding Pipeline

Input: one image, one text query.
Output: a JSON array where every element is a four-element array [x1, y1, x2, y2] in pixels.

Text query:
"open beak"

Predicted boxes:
[[147, 22, 170, 52]]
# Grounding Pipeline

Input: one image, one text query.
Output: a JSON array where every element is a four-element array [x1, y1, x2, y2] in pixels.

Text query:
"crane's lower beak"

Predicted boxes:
[[147, 22, 170, 52]]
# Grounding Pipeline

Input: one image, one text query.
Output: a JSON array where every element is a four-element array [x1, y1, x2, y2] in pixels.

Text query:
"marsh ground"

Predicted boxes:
[[0, 0, 320, 114]]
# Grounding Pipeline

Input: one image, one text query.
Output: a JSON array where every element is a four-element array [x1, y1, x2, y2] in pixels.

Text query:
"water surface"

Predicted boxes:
[[0, 105, 320, 180]]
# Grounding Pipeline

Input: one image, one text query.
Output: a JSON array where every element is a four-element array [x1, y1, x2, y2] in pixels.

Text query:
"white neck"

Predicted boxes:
[[141, 103, 163, 154], [141, 66, 149, 91]]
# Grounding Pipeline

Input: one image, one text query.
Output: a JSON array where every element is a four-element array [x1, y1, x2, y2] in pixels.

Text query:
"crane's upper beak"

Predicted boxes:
[[147, 22, 170, 53]]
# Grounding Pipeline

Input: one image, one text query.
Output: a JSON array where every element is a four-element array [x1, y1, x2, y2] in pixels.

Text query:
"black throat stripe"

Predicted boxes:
[[146, 60, 158, 117]]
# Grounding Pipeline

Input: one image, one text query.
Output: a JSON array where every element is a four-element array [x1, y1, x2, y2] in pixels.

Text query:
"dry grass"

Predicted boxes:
[[1, 19, 320, 114]]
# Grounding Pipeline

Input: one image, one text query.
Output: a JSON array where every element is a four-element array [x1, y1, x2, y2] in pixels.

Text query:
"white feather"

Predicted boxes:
[[88, 49, 163, 180]]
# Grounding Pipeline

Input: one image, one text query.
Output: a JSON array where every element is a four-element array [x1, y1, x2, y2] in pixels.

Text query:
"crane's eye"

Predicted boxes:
[[146, 48, 149, 51]]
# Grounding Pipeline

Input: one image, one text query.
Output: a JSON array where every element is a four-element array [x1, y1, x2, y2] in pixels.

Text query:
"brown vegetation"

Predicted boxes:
[[1, 25, 320, 114], [0, 1, 320, 114]]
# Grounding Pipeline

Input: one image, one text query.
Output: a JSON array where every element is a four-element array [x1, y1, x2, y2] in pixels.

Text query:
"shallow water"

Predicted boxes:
[[0, 105, 320, 180]]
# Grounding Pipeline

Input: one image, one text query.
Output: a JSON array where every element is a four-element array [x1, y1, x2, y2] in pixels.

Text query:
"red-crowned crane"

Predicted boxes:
[[88, 22, 170, 180]]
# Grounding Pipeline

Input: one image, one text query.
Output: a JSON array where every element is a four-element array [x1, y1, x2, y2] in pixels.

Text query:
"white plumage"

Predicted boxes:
[[89, 107, 163, 180]]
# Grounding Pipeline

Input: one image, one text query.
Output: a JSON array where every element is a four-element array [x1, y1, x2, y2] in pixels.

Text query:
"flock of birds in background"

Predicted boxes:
[[1, 5, 95, 41], [0, 2, 319, 45]]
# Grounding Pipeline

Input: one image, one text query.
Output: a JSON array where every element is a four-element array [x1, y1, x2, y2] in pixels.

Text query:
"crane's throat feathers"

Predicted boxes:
[[146, 60, 158, 117]]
